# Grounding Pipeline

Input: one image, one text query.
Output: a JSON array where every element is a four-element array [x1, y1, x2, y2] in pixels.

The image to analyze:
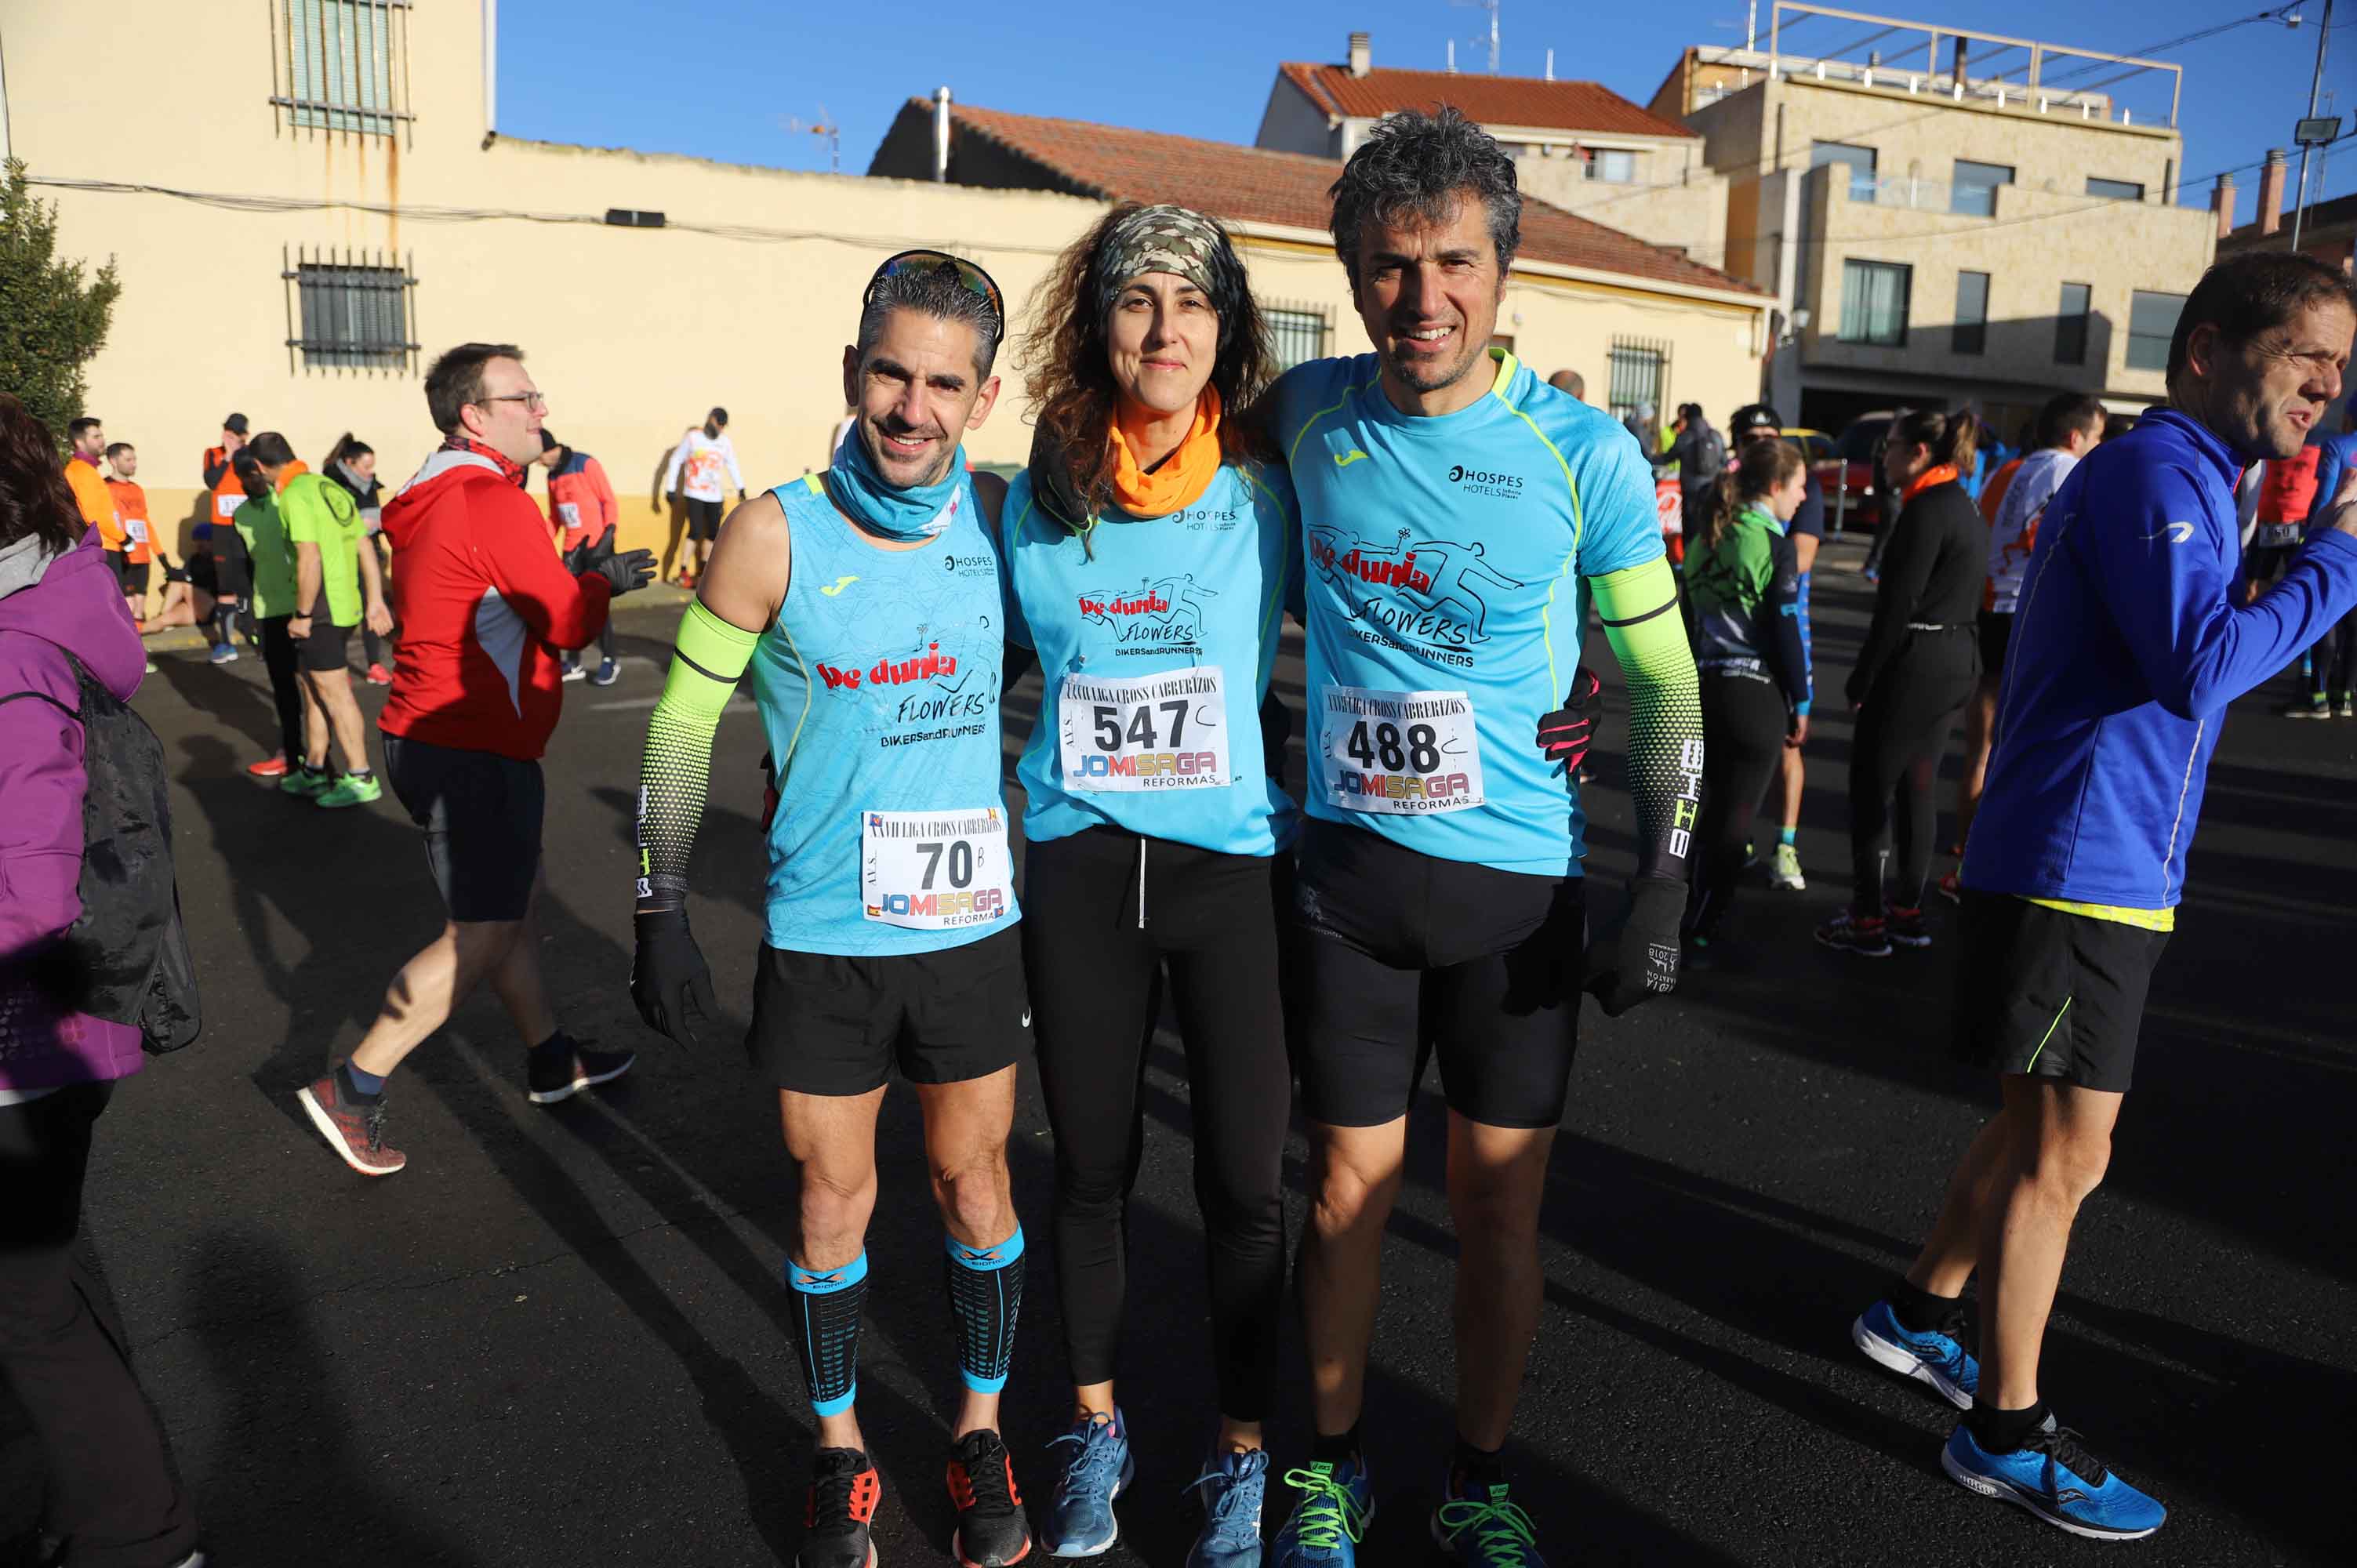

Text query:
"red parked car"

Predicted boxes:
[[1818, 412, 1895, 532]]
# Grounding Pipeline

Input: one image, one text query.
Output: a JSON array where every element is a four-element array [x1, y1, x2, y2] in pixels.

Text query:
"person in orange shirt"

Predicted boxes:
[[63, 416, 118, 551], [538, 428, 623, 684], [199, 416, 255, 664], [104, 441, 154, 622]]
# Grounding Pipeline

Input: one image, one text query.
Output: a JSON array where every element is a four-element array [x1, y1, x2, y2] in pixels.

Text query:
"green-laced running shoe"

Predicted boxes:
[[1268, 1457, 1372, 1566], [314, 773, 383, 809], [1432, 1482, 1544, 1566]]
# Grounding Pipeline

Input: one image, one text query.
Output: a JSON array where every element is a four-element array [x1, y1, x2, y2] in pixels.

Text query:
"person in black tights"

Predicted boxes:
[[1818, 408, 1989, 957], [1681, 435, 1810, 958]]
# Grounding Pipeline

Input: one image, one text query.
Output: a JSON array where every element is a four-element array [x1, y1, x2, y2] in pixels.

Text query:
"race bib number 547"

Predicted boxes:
[[860, 808, 1013, 930], [1317, 686, 1484, 815], [1057, 667, 1230, 791]]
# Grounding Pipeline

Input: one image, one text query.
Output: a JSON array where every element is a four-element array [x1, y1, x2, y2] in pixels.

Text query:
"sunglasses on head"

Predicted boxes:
[[865, 249, 1004, 325]]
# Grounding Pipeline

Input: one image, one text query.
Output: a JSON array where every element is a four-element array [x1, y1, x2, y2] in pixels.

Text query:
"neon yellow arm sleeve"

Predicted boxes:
[[1591, 556, 1704, 884], [634, 600, 760, 907]]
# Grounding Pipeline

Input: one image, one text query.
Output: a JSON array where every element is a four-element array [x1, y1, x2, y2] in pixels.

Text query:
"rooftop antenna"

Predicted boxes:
[[780, 107, 841, 174], [1451, 0, 1502, 74]]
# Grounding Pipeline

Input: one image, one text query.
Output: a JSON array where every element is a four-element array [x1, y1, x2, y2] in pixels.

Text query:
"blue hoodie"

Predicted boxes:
[[1963, 407, 2357, 913]]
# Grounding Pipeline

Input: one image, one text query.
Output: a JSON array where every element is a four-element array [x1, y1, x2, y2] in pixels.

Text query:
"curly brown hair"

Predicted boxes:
[[1019, 205, 1278, 521], [0, 394, 84, 556]]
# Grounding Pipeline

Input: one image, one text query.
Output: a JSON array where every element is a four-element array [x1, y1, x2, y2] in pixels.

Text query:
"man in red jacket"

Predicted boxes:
[[296, 343, 655, 1176]]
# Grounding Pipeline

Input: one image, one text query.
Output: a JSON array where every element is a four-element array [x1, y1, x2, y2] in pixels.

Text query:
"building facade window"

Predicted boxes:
[[2086, 176, 2145, 202], [1951, 160, 2014, 217], [1811, 141, 1878, 202], [2127, 290, 2184, 372], [2055, 282, 2091, 365], [1606, 337, 1672, 420], [285, 247, 418, 373], [1952, 271, 1990, 356], [1264, 303, 1331, 374], [1839, 260, 1911, 347], [275, 0, 409, 138], [1583, 148, 1637, 183]]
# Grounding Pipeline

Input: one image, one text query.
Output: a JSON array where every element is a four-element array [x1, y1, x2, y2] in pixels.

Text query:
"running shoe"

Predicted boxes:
[[296, 1065, 405, 1176], [1269, 1457, 1371, 1567], [1885, 904, 1931, 949], [526, 1040, 637, 1105], [2282, 698, 2331, 719], [561, 658, 587, 682], [1186, 1446, 1269, 1568], [207, 643, 238, 665], [365, 662, 394, 686], [2337, 695, 2355, 719], [799, 1446, 881, 1568], [1851, 1296, 1977, 1409], [1767, 843, 1806, 891], [947, 1428, 1032, 1566], [278, 768, 335, 799], [1044, 1410, 1132, 1557], [1934, 870, 1962, 905], [314, 774, 383, 809], [1431, 1480, 1543, 1566], [1941, 1418, 2165, 1541], [1814, 909, 1891, 958], [592, 657, 621, 687], [245, 752, 289, 778]]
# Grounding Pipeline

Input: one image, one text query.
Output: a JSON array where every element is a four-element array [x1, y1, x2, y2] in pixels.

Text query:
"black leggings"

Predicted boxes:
[[2309, 604, 2357, 700], [1689, 671, 1788, 941], [1849, 630, 1977, 915], [258, 615, 305, 760], [1022, 826, 1291, 1422], [361, 535, 390, 669]]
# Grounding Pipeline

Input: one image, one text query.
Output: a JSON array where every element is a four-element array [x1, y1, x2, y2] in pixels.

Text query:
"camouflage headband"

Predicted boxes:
[[1094, 205, 1245, 343]]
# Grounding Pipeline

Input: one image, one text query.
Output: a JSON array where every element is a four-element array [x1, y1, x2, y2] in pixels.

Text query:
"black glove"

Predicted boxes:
[[1534, 666, 1604, 773], [630, 904, 717, 1046], [1582, 875, 1687, 1018], [579, 531, 656, 597]]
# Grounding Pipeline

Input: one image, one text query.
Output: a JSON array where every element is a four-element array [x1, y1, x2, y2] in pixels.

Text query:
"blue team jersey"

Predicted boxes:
[[1269, 349, 1663, 876], [1003, 460, 1300, 856], [750, 474, 1020, 956]]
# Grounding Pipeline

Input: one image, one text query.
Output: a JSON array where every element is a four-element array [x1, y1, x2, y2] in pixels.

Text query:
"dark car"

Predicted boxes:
[[1819, 412, 1895, 532]]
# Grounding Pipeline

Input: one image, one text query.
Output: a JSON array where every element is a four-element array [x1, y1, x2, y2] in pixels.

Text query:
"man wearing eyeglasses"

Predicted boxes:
[[628, 254, 1036, 1568], [296, 343, 656, 1178]]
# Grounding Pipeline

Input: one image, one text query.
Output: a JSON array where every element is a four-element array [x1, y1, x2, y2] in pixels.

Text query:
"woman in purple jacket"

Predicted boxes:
[[0, 392, 203, 1568]]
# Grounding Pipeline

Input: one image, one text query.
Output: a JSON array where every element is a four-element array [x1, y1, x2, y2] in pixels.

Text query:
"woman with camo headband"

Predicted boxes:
[[1001, 203, 1297, 1563]]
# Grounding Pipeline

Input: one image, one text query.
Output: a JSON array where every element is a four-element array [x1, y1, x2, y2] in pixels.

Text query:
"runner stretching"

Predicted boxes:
[[630, 254, 1034, 1568], [1264, 109, 1701, 1568], [1850, 252, 2357, 1541]]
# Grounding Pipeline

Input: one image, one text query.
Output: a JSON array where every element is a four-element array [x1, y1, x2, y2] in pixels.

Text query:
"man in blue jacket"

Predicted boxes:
[[1847, 251, 2357, 1541]]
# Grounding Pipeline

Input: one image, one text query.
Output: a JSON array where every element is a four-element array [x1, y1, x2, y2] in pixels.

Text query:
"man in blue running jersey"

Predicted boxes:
[[1262, 109, 1704, 1568], [1850, 252, 2357, 1543], [629, 253, 1036, 1568]]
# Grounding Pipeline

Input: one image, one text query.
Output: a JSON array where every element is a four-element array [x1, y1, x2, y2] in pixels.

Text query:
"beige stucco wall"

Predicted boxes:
[[5, 0, 1762, 564], [1513, 159, 1729, 274]]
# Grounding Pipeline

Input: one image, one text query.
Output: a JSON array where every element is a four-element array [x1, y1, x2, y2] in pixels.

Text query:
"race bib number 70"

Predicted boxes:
[[860, 808, 1013, 930], [1317, 686, 1484, 815]]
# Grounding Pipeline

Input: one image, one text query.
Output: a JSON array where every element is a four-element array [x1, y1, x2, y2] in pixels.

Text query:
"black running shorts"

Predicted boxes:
[[383, 733, 544, 924], [114, 554, 151, 596], [297, 616, 353, 673], [1975, 609, 2014, 678], [1953, 890, 2169, 1094], [747, 925, 1031, 1096], [1287, 818, 1584, 1130], [207, 531, 251, 598], [684, 497, 725, 542]]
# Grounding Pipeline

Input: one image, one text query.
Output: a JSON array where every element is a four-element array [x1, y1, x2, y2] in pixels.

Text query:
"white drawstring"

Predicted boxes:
[[1137, 836, 1147, 930]]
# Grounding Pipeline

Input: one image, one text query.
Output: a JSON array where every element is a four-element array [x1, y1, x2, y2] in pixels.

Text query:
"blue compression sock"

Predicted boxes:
[[944, 1226, 1025, 1394], [341, 1061, 386, 1098], [787, 1251, 869, 1417], [1779, 826, 1797, 848]]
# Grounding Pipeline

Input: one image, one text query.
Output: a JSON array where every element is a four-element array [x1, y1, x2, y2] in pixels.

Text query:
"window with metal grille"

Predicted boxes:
[[1606, 337, 1671, 420], [1952, 271, 1989, 356], [2055, 282, 2091, 365], [1266, 303, 1331, 373], [274, 0, 410, 139], [2126, 290, 2184, 372], [285, 247, 418, 373], [1839, 260, 1911, 347]]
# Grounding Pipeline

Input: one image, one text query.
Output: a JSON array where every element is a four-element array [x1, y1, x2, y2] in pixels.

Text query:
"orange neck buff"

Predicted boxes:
[[1107, 387, 1223, 517]]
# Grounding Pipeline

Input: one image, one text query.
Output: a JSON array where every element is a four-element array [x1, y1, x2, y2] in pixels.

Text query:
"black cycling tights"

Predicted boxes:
[[1850, 631, 1977, 916], [1022, 826, 1290, 1424], [1689, 672, 1788, 942]]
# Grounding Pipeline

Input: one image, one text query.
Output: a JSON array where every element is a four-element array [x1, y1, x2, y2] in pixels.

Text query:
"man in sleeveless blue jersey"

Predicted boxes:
[[629, 254, 1034, 1568], [1850, 252, 2357, 1541], [1262, 109, 1704, 1568]]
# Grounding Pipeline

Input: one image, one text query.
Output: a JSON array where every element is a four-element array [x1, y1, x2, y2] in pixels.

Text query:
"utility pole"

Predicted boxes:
[[2292, 0, 2333, 250]]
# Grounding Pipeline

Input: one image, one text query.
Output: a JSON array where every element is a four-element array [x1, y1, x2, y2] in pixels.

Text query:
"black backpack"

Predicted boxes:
[[2, 651, 201, 1054]]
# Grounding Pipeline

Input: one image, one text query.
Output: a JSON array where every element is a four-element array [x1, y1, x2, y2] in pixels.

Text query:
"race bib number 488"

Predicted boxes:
[[1317, 686, 1484, 815], [1057, 667, 1229, 791], [860, 808, 1013, 930]]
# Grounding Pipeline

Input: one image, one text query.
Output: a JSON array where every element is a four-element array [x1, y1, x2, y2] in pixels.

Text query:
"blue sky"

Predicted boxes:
[[501, 0, 2352, 227]]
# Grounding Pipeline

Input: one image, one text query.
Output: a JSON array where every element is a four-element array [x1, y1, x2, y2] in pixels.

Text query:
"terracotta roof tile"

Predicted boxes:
[[1278, 63, 1698, 141], [924, 100, 1763, 298]]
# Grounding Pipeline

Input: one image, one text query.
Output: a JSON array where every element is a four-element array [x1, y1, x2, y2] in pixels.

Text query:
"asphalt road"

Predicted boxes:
[[6, 537, 2354, 1566]]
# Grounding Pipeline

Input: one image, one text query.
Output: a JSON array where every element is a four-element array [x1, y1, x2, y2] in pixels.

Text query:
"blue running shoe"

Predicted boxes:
[[1432, 1481, 1545, 1566], [1044, 1410, 1134, 1557], [1186, 1446, 1269, 1568], [1852, 1297, 1977, 1410], [1268, 1457, 1372, 1567], [1942, 1419, 2166, 1541]]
